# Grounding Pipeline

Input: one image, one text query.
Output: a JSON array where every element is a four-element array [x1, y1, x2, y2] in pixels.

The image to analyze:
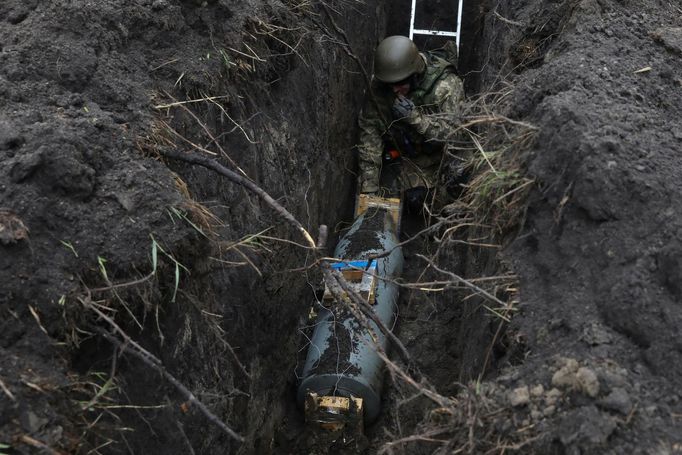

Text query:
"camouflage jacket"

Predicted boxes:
[[357, 52, 465, 193]]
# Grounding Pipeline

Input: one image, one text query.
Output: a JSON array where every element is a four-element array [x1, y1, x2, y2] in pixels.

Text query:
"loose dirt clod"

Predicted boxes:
[[509, 386, 530, 407], [552, 358, 580, 389], [0, 209, 29, 244], [598, 387, 632, 415], [576, 367, 600, 398]]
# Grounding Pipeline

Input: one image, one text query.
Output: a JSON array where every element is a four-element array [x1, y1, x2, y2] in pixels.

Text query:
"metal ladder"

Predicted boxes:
[[409, 0, 465, 50]]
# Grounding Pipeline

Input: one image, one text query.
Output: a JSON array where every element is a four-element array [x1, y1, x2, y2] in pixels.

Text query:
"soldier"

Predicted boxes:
[[357, 35, 465, 212]]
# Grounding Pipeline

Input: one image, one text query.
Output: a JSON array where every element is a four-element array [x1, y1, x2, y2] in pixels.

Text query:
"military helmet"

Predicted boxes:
[[373, 36, 425, 84]]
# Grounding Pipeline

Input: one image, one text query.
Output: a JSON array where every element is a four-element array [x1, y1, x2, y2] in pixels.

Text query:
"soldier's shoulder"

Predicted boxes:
[[437, 72, 463, 86], [433, 73, 464, 97], [424, 40, 458, 65]]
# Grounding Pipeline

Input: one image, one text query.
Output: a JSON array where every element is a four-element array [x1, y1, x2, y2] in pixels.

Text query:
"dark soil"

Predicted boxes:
[[342, 207, 387, 258], [468, 0, 682, 452], [376, 0, 682, 453], [2, 0, 682, 453], [1, 0, 384, 453]]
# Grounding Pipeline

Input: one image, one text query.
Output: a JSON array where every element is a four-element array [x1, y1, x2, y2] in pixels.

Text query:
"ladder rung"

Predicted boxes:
[[409, 0, 465, 49], [412, 29, 459, 37]]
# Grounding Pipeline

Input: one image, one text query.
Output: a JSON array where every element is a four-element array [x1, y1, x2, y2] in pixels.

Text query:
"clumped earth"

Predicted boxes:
[[480, 0, 682, 452], [1, 0, 681, 454]]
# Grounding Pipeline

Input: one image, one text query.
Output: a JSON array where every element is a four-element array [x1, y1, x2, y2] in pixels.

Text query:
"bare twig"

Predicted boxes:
[[151, 58, 180, 71], [0, 377, 16, 401], [82, 296, 161, 365], [18, 435, 65, 455], [378, 350, 450, 408], [415, 254, 508, 308], [176, 421, 197, 455], [28, 305, 48, 335], [161, 91, 248, 176], [161, 149, 316, 249], [155, 95, 230, 110], [161, 119, 218, 156], [97, 328, 243, 443], [217, 336, 252, 381], [90, 272, 155, 293], [205, 97, 257, 144], [225, 46, 266, 62], [493, 10, 525, 27], [80, 295, 245, 444]]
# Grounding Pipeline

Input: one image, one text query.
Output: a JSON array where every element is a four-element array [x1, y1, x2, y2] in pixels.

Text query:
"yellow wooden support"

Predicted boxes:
[[323, 263, 378, 304], [355, 194, 401, 233], [304, 393, 364, 432]]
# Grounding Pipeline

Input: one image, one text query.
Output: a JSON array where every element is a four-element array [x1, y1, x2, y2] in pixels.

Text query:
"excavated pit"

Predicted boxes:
[[2, 0, 682, 453], [279, 3, 508, 452]]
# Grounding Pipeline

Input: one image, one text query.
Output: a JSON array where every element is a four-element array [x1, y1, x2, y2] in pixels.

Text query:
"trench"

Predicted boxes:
[[62, 1, 509, 453], [5, 0, 682, 453], [268, 1, 508, 453]]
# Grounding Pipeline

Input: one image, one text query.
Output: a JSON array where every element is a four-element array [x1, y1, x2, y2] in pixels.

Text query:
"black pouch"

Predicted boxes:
[[404, 186, 431, 215]]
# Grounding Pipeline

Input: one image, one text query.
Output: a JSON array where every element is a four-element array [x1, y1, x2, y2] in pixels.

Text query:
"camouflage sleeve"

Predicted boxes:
[[357, 96, 386, 193], [406, 73, 465, 142]]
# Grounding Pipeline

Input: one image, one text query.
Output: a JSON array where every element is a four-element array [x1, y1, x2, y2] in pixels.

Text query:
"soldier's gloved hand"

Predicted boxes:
[[392, 95, 416, 119]]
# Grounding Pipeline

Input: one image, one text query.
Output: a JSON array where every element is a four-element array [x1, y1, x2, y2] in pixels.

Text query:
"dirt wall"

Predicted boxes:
[[0, 0, 385, 453], [473, 0, 682, 451], [367, 0, 682, 453]]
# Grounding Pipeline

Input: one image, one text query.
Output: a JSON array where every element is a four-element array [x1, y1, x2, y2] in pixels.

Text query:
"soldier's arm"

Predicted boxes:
[[357, 100, 386, 193], [405, 73, 465, 142]]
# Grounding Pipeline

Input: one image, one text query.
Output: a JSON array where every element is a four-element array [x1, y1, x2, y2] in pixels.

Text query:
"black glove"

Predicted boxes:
[[392, 95, 415, 119], [405, 186, 430, 215]]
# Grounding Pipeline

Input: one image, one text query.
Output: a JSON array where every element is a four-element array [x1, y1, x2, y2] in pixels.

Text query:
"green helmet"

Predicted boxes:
[[373, 36, 425, 84]]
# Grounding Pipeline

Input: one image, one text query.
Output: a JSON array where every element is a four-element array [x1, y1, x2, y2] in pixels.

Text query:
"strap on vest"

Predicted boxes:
[[410, 53, 455, 103]]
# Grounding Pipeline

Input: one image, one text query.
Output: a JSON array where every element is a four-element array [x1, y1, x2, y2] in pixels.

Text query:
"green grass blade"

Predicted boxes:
[[172, 262, 180, 303], [97, 256, 108, 281], [152, 240, 158, 274]]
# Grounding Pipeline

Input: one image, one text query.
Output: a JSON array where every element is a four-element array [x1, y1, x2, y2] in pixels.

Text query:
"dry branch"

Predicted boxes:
[[316, 226, 412, 363], [161, 149, 316, 249], [161, 91, 248, 175], [82, 297, 245, 444], [154, 95, 230, 110], [0, 377, 15, 401], [324, 263, 412, 363], [18, 435, 65, 455], [415, 254, 508, 308]]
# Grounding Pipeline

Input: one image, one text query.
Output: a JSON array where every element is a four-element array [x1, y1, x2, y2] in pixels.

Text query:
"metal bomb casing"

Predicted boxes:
[[297, 204, 404, 424]]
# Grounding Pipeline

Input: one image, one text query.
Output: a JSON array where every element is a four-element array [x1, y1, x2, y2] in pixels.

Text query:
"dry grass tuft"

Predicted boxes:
[[380, 384, 541, 454], [172, 173, 224, 239], [378, 82, 538, 452], [443, 86, 537, 242]]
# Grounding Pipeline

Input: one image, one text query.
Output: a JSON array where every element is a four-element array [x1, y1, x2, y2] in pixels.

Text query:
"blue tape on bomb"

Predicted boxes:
[[330, 260, 377, 270]]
